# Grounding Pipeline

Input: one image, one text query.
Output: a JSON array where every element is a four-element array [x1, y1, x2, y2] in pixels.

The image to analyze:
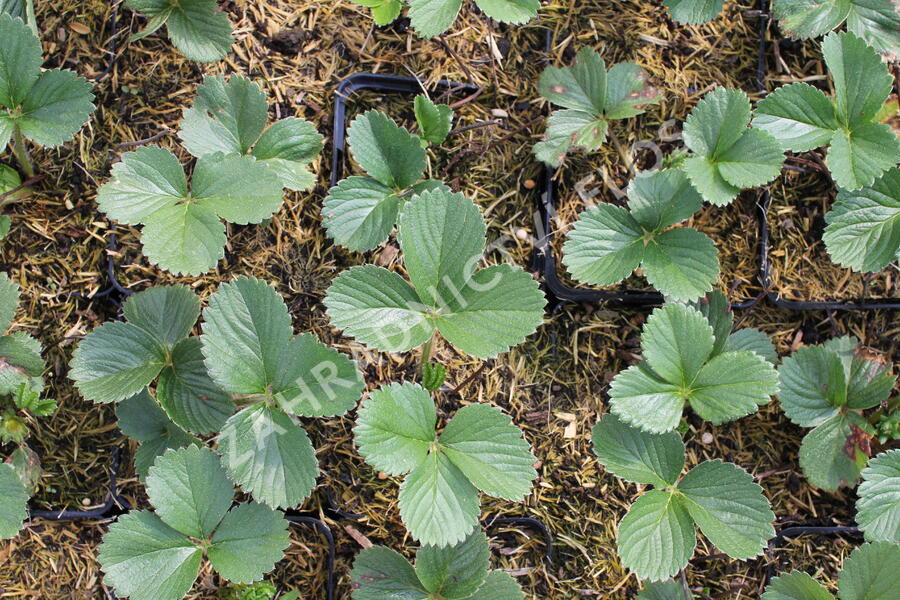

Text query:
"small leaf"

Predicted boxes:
[[664, 0, 725, 24], [179, 74, 268, 156], [347, 110, 426, 189], [639, 579, 693, 600], [162, 0, 233, 62], [407, 0, 463, 38], [641, 227, 720, 302], [762, 571, 834, 600], [416, 530, 490, 598], [539, 47, 608, 114], [777, 344, 846, 427], [350, 546, 428, 600], [678, 459, 775, 559], [827, 123, 900, 191], [533, 109, 606, 167], [844, 0, 900, 58], [251, 117, 323, 191], [617, 490, 696, 582], [724, 328, 779, 365], [592, 414, 686, 487], [799, 411, 868, 490], [562, 203, 644, 287], [823, 30, 893, 127], [627, 169, 703, 231], [642, 303, 715, 386], [837, 542, 900, 600], [356, 1, 404, 27], [115, 390, 197, 479], [122, 285, 200, 348], [207, 502, 290, 583], [157, 337, 233, 435], [463, 571, 525, 600], [752, 82, 839, 152], [474, 0, 540, 25], [0, 462, 28, 539], [0, 13, 42, 109], [689, 351, 778, 424], [17, 68, 95, 147], [855, 449, 900, 543], [715, 128, 785, 190], [683, 87, 751, 159], [608, 363, 686, 434], [414, 94, 453, 146], [322, 176, 403, 252]]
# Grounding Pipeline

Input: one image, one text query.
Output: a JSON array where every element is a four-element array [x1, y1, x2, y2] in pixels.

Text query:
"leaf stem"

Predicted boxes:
[[419, 333, 436, 377], [12, 128, 34, 179]]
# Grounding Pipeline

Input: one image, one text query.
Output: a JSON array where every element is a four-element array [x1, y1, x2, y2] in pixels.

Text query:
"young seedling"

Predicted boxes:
[[350, 529, 525, 599], [822, 166, 900, 274], [534, 47, 660, 167], [125, 0, 234, 62], [95, 145, 285, 275], [562, 168, 719, 301], [323, 109, 448, 251], [0, 14, 95, 178], [325, 187, 546, 362], [0, 272, 54, 540], [592, 415, 775, 582], [356, 0, 539, 39], [98, 446, 290, 600], [762, 542, 899, 600], [608, 292, 778, 433], [354, 382, 537, 547], [178, 75, 324, 192], [414, 93, 454, 147], [856, 449, 900, 543], [680, 87, 784, 206], [772, 0, 900, 58], [777, 336, 896, 491], [663, 0, 725, 24], [753, 31, 899, 190]]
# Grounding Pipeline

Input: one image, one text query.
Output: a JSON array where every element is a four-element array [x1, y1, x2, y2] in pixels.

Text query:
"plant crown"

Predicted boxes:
[[125, 0, 234, 62]]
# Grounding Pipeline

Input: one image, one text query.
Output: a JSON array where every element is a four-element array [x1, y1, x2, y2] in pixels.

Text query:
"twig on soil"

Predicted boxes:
[[0, 175, 44, 204], [435, 36, 483, 109], [114, 129, 173, 150], [451, 362, 487, 395], [448, 119, 502, 137]]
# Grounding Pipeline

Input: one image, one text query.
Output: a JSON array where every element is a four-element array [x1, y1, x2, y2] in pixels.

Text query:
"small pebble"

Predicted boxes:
[[515, 228, 529, 240], [701, 432, 714, 444], [523, 179, 536, 189]]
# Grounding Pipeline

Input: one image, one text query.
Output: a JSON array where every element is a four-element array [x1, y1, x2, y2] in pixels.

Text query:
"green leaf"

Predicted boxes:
[[347, 110, 426, 189], [639, 579, 693, 600], [856, 449, 900, 543], [207, 502, 290, 583], [824, 167, 900, 272], [416, 530, 490, 599], [845, 0, 900, 58], [0, 462, 28, 539], [0, 0, 26, 20], [603, 62, 661, 119], [827, 123, 900, 191], [664, 0, 725, 24], [592, 414, 685, 487], [682, 155, 741, 206], [324, 264, 433, 352], [399, 450, 481, 547], [179, 74, 268, 156], [773, 0, 852, 41], [162, 0, 233, 62], [464, 571, 525, 600], [643, 303, 715, 386], [354, 381, 437, 477], [838, 542, 900, 600], [217, 404, 318, 509], [350, 546, 429, 600], [684, 87, 751, 159], [251, 117, 323, 191], [678, 460, 775, 559], [823, 30, 893, 127], [693, 290, 733, 356], [763, 571, 834, 600], [157, 338, 233, 435], [0, 13, 42, 108], [70, 321, 167, 404], [609, 363, 686, 434], [122, 285, 200, 348], [846, 355, 895, 410], [414, 94, 453, 146], [356, 1, 404, 27], [474, 0, 540, 25], [322, 176, 402, 251], [115, 390, 198, 479], [689, 351, 778, 423], [562, 203, 644, 286], [627, 169, 703, 231], [617, 490, 696, 582], [778, 344, 846, 427], [724, 328, 779, 365], [753, 82, 839, 152], [642, 227, 720, 302], [715, 129, 785, 189], [439, 403, 536, 500], [145, 445, 233, 538], [140, 201, 226, 276], [15, 68, 94, 147], [799, 411, 868, 490], [534, 109, 607, 167], [408, 0, 463, 38], [0, 271, 19, 333], [98, 510, 202, 600], [539, 47, 608, 113]]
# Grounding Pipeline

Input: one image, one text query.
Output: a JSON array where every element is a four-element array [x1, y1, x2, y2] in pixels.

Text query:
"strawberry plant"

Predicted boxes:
[[856, 449, 900, 543], [753, 31, 899, 191], [125, 0, 234, 62], [772, 0, 900, 57], [354, 381, 537, 547], [776, 336, 896, 491], [95, 146, 286, 275], [178, 75, 324, 192], [762, 542, 900, 600], [323, 109, 449, 251], [414, 93, 454, 146], [534, 47, 660, 167], [680, 87, 784, 206], [98, 446, 290, 600], [562, 168, 719, 301], [70, 278, 364, 509], [325, 187, 546, 361], [350, 529, 525, 599], [355, 0, 539, 39], [592, 415, 775, 581], [0, 272, 54, 539], [822, 166, 899, 274], [608, 292, 778, 433], [0, 14, 95, 178]]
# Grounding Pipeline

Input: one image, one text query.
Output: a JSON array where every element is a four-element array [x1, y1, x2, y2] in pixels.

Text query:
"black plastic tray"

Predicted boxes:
[[764, 524, 863, 586]]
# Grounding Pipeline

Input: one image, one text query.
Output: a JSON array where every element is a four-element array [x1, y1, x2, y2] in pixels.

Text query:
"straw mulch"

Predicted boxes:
[[0, 1, 897, 598]]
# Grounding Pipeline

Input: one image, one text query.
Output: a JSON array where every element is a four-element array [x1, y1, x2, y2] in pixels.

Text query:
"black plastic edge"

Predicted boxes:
[[764, 524, 863, 587], [285, 515, 336, 600]]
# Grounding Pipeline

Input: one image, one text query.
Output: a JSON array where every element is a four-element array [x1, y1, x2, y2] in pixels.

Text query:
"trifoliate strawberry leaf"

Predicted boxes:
[[536, 48, 659, 166], [326, 189, 546, 359], [125, 0, 233, 62], [617, 489, 696, 582], [773, 0, 900, 57], [799, 411, 868, 490], [115, 390, 198, 479], [763, 571, 834, 600], [414, 94, 453, 146], [677, 459, 775, 559], [122, 285, 200, 348], [98, 510, 203, 600], [0, 462, 28, 539], [348, 110, 426, 189], [0, 272, 19, 333], [217, 403, 318, 509], [591, 414, 685, 488], [416, 530, 490, 598], [682, 87, 784, 205], [145, 445, 233, 539], [350, 546, 429, 600], [837, 542, 900, 600], [664, 0, 725, 24], [97, 146, 284, 275], [855, 449, 900, 543], [823, 167, 900, 273], [355, 0, 404, 26], [638, 579, 693, 600], [354, 381, 437, 477], [206, 502, 290, 583]]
